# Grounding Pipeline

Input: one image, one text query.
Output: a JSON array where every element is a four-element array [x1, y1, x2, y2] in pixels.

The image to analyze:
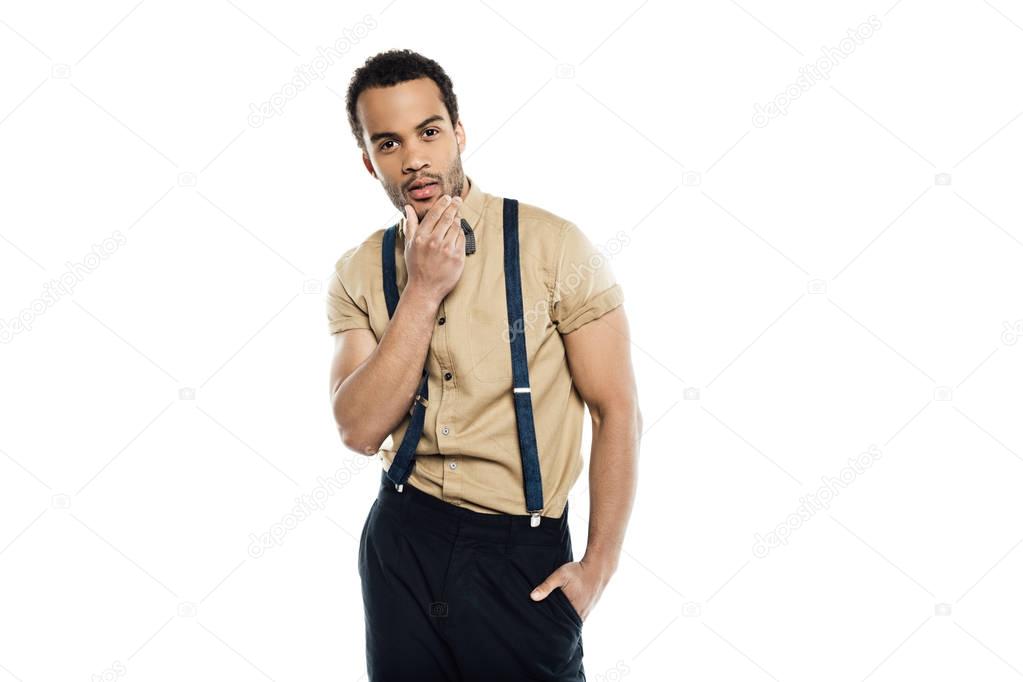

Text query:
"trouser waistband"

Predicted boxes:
[[376, 468, 569, 546]]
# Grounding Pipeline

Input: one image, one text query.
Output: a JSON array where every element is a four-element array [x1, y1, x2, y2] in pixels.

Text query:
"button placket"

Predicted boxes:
[[442, 452, 462, 504], [434, 300, 453, 455]]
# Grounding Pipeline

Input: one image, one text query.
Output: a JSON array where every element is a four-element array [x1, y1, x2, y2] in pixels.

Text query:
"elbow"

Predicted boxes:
[[337, 413, 382, 456], [332, 388, 376, 455], [338, 426, 382, 456], [333, 404, 382, 458]]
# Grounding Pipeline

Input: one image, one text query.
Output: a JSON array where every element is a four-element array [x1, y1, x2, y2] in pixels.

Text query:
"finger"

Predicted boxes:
[[421, 194, 453, 236], [443, 227, 464, 259], [439, 198, 462, 242], [403, 205, 418, 243], [530, 570, 568, 601], [450, 227, 465, 256]]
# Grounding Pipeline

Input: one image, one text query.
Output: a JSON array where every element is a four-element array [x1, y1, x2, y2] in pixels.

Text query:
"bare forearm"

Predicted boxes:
[[333, 283, 441, 453], [581, 402, 641, 578]]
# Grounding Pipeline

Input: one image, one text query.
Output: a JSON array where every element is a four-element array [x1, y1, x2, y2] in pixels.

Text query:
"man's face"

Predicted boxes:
[[358, 77, 467, 219]]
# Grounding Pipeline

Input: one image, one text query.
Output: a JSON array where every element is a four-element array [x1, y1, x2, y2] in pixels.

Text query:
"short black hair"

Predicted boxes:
[[345, 49, 460, 152]]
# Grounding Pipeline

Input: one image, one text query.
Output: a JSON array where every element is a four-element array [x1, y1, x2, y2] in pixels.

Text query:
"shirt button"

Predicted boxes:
[[438, 316, 446, 325], [444, 372, 453, 381], [449, 461, 457, 470], [441, 426, 450, 435]]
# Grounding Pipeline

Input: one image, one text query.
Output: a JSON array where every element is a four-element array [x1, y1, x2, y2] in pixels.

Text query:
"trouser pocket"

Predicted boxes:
[[496, 542, 585, 678], [551, 585, 583, 628]]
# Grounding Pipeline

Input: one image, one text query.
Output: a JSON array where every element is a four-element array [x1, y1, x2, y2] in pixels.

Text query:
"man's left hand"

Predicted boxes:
[[529, 557, 614, 623]]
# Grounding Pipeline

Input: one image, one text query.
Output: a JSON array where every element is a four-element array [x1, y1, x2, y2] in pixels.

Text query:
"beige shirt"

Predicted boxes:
[[326, 175, 625, 517]]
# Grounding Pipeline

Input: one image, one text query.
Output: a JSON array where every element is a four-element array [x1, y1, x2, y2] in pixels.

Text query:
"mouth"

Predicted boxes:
[[407, 181, 440, 201]]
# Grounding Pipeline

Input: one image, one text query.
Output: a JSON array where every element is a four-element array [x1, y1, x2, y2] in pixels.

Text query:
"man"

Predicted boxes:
[[327, 49, 641, 681]]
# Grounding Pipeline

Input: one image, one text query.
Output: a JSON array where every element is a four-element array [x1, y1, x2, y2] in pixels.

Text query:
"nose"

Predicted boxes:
[[402, 142, 431, 181]]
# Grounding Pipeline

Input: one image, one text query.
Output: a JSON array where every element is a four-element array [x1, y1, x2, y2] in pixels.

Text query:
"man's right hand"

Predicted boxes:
[[403, 194, 465, 303]]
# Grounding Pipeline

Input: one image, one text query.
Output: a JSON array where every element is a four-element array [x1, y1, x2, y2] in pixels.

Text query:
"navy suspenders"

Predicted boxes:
[[380, 223, 427, 493], [501, 198, 545, 526], [380, 198, 545, 527]]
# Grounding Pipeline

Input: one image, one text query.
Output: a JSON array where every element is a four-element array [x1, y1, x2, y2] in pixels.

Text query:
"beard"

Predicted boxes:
[[383, 155, 466, 219]]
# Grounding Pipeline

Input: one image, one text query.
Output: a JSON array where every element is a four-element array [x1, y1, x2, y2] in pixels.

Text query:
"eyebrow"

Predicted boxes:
[[368, 115, 446, 144]]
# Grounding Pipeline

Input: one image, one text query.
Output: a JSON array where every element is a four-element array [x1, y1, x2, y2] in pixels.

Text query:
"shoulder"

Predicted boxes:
[[510, 198, 605, 266], [508, 198, 578, 254], [513, 198, 571, 233], [332, 227, 389, 284]]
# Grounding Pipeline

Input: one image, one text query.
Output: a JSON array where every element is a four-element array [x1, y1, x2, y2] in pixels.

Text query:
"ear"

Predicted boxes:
[[362, 152, 376, 178], [454, 119, 466, 155]]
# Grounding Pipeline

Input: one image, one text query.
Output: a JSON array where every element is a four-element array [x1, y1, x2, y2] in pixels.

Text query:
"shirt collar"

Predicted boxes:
[[397, 174, 486, 246]]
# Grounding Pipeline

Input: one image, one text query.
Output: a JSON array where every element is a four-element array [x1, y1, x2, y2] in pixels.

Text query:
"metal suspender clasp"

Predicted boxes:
[[395, 483, 404, 493], [513, 386, 531, 394], [410, 393, 428, 416], [529, 511, 541, 528]]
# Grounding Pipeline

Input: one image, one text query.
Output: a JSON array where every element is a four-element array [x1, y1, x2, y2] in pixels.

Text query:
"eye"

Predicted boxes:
[[379, 140, 396, 151], [424, 128, 440, 138]]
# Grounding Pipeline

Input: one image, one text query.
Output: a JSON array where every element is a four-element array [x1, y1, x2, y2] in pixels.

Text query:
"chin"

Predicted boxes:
[[425, 192, 447, 209]]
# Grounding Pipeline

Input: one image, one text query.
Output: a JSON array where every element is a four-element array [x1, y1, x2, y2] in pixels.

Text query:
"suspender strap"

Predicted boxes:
[[502, 198, 545, 525], [381, 224, 400, 317], [381, 224, 428, 491]]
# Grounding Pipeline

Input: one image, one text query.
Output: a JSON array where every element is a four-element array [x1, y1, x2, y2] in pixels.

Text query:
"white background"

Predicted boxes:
[[2, 1, 1023, 680]]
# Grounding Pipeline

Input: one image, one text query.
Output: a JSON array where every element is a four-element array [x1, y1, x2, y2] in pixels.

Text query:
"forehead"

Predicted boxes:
[[357, 77, 450, 136]]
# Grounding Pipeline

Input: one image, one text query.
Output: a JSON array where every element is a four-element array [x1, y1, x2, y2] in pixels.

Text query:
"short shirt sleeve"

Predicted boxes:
[[550, 221, 625, 334], [326, 246, 372, 335]]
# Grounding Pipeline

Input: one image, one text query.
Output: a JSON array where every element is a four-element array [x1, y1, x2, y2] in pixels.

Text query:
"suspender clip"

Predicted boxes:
[[529, 511, 541, 528], [395, 483, 404, 493], [410, 393, 428, 415], [513, 386, 531, 394]]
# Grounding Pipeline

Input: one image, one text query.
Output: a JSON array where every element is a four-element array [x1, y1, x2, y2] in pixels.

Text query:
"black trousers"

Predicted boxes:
[[358, 470, 586, 681]]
